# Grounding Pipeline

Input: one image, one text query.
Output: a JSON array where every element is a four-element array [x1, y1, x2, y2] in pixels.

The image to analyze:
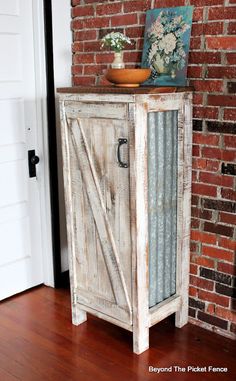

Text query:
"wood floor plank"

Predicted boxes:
[[0, 362, 21, 381], [0, 286, 235, 381]]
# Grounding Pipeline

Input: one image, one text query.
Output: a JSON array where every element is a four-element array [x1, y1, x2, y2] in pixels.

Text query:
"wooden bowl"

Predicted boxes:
[[105, 68, 151, 87]]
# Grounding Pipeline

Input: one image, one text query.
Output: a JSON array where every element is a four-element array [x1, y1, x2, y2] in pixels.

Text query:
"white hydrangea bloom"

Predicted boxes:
[[159, 33, 177, 54]]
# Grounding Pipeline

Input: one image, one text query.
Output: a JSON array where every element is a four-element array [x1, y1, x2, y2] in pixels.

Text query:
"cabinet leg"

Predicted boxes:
[[133, 326, 149, 355], [72, 305, 87, 326], [175, 303, 188, 328]]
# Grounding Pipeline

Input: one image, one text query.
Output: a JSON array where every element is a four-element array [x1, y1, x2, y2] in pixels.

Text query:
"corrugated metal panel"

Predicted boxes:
[[148, 111, 178, 308]]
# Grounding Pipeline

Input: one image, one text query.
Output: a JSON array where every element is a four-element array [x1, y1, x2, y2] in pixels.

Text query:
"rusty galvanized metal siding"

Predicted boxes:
[[148, 111, 178, 308]]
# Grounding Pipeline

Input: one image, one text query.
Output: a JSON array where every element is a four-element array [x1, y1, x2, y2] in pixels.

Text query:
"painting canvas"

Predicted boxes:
[[141, 6, 193, 86]]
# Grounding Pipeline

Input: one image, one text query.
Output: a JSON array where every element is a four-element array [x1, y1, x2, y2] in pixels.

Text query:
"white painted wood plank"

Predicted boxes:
[[132, 102, 149, 355], [59, 103, 87, 326], [71, 119, 132, 314], [70, 145, 89, 292], [76, 288, 131, 324], [149, 295, 181, 327], [77, 303, 133, 332], [59, 93, 134, 104], [136, 93, 186, 112], [175, 94, 192, 328], [64, 101, 127, 120]]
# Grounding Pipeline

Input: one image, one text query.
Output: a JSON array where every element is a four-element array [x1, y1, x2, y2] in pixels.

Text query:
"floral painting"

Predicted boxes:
[[141, 6, 193, 86]]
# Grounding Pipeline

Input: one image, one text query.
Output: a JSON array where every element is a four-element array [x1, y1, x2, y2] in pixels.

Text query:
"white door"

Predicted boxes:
[[0, 0, 51, 299]]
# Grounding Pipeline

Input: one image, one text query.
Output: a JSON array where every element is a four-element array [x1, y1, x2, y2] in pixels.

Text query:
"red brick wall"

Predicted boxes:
[[71, 0, 236, 339]]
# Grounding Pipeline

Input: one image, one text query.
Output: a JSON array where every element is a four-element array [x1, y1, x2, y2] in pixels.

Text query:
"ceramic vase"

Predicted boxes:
[[111, 52, 125, 69]]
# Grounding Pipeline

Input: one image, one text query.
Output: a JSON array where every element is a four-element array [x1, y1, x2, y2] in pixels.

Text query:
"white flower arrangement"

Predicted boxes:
[[146, 10, 191, 78], [101, 32, 132, 52]]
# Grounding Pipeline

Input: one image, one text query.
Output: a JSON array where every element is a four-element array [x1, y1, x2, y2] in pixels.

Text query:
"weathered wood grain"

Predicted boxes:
[[64, 101, 127, 120], [175, 94, 193, 328], [59, 93, 134, 104], [59, 90, 193, 354], [59, 103, 87, 326], [136, 93, 185, 112], [76, 302, 133, 332], [76, 288, 131, 324], [132, 102, 149, 354], [149, 295, 181, 327], [69, 117, 132, 323]]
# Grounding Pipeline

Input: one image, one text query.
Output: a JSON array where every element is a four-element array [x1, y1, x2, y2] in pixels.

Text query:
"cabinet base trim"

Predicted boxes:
[[77, 302, 133, 332], [149, 295, 181, 327]]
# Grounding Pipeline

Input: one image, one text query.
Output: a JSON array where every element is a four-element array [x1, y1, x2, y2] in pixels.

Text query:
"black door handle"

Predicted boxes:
[[31, 155, 40, 165], [117, 138, 129, 168], [28, 150, 40, 178]]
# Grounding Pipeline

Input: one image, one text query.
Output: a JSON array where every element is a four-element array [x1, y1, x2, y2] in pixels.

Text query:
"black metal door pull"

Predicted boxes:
[[117, 138, 129, 168], [28, 150, 40, 178]]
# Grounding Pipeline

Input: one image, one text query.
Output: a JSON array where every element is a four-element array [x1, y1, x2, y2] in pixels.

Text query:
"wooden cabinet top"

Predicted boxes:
[[57, 85, 193, 95]]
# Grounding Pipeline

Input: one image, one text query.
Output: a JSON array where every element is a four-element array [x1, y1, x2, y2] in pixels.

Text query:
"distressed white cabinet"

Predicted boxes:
[[58, 86, 192, 354]]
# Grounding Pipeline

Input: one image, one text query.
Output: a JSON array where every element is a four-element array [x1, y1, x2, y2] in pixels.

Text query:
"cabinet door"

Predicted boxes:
[[64, 103, 132, 325]]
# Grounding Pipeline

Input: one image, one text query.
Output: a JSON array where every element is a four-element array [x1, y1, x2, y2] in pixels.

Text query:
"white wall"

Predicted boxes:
[[51, 0, 72, 272], [51, 0, 72, 88]]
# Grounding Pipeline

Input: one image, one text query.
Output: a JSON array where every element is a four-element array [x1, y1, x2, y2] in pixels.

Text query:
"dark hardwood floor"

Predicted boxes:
[[0, 286, 235, 381]]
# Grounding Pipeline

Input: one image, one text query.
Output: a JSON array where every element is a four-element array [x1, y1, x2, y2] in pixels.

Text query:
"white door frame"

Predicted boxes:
[[32, 0, 54, 287], [51, 0, 72, 275]]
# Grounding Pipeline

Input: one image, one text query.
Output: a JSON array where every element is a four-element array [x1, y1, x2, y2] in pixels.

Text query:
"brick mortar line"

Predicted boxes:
[[72, 32, 236, 39], [192, 195, 236, 205], [193, 145, 233, 149], [191, 272, 233, 283], [75, 52, 236, 56], [191, 223, 236, 233], [72, 13, 148, 20], [191, 239, 235, 250], [189, 258, 232, 273], [188, 284, 231, 299], [188, 63, 236, 65], [71, 6, 236, 12], [74, 26, 145, 30], [73, 50, 143, 54], [189, 317, 234, 338], [71, 3, 236, 8], [189, 300, 234, 314], [192, 168, 234, 175]]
